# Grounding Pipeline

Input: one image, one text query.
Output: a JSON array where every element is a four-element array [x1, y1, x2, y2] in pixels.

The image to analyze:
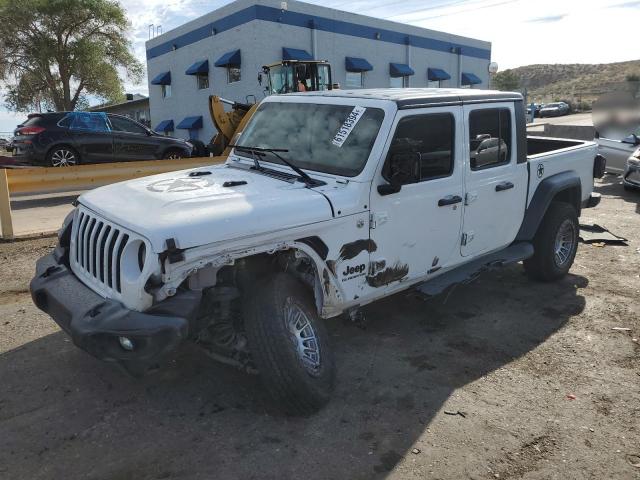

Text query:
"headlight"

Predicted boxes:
[[185, 141, 194, 148], [632, 148, 640, 160], [629, 157, 640, 166]]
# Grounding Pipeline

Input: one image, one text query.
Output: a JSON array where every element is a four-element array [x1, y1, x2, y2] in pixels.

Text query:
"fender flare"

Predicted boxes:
[[515, 171, 581, 242]]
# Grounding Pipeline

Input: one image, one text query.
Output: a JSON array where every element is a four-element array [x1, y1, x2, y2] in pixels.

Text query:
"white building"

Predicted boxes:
[[145, 0, 492, 142]]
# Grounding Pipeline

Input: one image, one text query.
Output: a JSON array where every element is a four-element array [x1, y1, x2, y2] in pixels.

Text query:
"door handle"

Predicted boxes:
[[438, 195, 463, 207], [495, 181, 514, 192]]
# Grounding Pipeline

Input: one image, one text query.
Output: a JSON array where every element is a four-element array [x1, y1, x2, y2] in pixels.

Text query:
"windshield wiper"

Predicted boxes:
[[230, 145, 322, 187]]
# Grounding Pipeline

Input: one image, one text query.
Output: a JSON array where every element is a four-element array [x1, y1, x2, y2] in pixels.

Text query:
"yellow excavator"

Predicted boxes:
[[208, 59, 333, 156]]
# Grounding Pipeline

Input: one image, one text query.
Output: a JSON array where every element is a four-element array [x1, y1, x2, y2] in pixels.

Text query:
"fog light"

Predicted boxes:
[[118, 336, 135, 351]]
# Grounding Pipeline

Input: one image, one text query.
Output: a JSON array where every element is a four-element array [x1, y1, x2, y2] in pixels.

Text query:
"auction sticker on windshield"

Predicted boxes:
[[332, 106, 367, 147]]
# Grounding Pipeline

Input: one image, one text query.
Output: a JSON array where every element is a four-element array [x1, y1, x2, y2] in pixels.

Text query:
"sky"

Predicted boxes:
[[1, 0, 639, 133]]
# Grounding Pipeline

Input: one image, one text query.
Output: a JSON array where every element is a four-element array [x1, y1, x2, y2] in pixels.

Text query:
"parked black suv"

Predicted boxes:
[[13, 112, 193, 166]]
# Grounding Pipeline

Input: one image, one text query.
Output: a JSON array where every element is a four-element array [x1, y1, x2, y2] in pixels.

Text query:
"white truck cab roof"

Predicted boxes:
[[280, 88, 523, 109]]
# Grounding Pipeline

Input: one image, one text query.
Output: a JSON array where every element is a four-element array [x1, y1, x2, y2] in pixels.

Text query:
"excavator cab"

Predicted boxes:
[[208, 60, 334, 156], [261, 60, 333, 95]]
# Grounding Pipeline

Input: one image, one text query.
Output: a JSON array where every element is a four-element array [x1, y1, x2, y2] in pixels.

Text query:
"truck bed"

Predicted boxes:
[[527, 136, 587, 157], [525, 135, 599, 207]]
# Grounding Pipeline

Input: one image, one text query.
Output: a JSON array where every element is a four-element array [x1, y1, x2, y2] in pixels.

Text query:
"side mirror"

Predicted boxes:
[[378, 152, 419, 196]]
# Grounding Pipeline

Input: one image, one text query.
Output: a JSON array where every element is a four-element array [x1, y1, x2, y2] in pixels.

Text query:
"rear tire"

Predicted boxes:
[[524, 202, 579, 282], [244, 273, 335, 416], [47, 145, 80, 167]]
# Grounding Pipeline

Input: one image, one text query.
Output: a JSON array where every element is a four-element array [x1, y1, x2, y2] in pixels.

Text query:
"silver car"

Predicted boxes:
[[597, 129, 640, 174], [623, 146, 640, 191]]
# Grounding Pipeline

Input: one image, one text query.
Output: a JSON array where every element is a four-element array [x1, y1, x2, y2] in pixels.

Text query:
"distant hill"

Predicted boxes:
[[500, 60, 640, 104]]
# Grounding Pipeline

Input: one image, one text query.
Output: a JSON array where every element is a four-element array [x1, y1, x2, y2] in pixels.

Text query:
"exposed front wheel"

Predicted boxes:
[[47, 146, 79, 167], [524, 202, 579, 281], [244, 273, 335, 416]]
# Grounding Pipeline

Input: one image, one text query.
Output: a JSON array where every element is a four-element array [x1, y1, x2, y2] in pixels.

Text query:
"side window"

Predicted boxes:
[[109, 116, 148, 135], [68, 112, 109, 132], [468, 108, 511, 169], [383, 113, 455, 185]]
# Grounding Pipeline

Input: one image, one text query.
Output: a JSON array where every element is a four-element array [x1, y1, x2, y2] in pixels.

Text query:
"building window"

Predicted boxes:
[[162, 84, 172, 98], [390, 76, 408, 88], [346, 71, 363, 88], [428, 80, 441, 88], [197, 73, 209, 89], [227, 67, 241, 83]]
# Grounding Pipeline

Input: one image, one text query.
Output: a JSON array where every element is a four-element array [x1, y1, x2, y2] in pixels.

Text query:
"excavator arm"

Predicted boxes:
[[208, 96, 258, 156]]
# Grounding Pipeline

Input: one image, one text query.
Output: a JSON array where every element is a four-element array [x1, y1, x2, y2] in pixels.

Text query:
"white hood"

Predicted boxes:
[[78, 164, 333, 252]]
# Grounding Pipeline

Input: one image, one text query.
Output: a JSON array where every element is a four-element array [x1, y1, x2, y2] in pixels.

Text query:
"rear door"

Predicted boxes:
[[461, 104, 528, 257], [67, 112, 114, 162], [109, 115, 159, 161], [368, 107, 464, 285]]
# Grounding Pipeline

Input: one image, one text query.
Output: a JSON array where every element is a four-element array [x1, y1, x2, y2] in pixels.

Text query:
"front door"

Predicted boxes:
[[109, 115, 158, 161], [460, 104, 528, 257], [368, 107, 464, 288]]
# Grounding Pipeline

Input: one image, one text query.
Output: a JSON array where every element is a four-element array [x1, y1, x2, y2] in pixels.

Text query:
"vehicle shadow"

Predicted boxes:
[[0, 266, 587, 480], [594, 174, 639, 214]]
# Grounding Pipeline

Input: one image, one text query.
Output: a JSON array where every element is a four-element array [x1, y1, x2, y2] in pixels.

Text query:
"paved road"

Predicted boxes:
[[9, 192, 79, 237]]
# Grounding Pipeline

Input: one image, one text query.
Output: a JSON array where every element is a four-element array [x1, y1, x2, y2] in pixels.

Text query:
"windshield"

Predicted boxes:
[[235, 102, 385, 177]]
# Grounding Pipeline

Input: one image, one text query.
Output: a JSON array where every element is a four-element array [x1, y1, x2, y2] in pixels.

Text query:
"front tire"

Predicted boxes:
[[524, 202, 579, 281], [244, 273, 335, 416]]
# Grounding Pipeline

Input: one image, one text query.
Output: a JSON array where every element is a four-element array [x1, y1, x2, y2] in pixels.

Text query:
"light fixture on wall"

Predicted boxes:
[[374, 32, 381, 40]]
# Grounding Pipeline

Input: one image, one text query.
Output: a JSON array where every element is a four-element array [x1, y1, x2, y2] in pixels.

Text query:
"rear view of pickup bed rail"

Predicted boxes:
[[31, 88, 605, 415]]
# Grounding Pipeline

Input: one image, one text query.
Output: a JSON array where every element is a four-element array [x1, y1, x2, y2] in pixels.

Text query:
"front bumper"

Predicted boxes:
[[30, 248, 201, 374], [623, 162, 640, 188]]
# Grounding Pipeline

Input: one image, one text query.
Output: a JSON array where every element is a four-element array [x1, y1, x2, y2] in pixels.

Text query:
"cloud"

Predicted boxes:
[[0, 110, 26, 136], [609, 0, 640, 7], [527, 14, 567, 23]]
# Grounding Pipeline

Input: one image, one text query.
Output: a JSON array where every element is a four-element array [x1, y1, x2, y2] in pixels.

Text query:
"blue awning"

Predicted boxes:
[[176, 116, 203, 130], [390, 63, 415, 77], [428, 68, 451, 81], [282, 47, 313, 61], [461, 72, 482, 85], [185, 60, 209, 75], [345, 57, 373, 72], [214, 50, 241, 67], [150, 71, 171, 85], [155, 120, 174, 132]]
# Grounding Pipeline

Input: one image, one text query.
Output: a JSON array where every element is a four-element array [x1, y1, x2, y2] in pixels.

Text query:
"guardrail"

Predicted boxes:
[[0, 156, 225, 239]]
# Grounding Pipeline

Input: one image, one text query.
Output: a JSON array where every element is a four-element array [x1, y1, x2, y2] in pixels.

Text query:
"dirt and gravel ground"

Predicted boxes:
[[1, 174, 639, 480]]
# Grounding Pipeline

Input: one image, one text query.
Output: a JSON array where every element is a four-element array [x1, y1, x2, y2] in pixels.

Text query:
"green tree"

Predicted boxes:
[[492, 70, 521, 91], [0, 0, 143, 112]]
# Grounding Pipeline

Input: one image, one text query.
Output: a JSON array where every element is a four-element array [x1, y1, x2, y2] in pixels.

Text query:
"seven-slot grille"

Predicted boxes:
[[71, 209, 130, 293]]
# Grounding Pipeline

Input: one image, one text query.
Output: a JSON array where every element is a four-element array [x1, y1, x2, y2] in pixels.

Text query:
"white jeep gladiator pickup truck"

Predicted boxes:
[[31, 89, 605, 415]]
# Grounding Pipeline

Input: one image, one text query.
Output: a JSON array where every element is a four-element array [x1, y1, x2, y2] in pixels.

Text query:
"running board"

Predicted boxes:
[[415, 242, 534, 297]]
